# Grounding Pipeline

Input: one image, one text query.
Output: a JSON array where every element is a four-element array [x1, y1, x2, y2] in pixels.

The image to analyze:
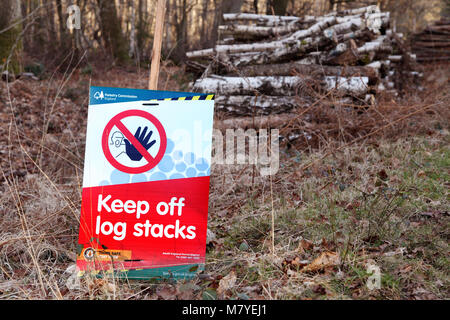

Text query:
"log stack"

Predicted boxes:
[[411, 18, 450, 62], [186, 5, 421, 117]]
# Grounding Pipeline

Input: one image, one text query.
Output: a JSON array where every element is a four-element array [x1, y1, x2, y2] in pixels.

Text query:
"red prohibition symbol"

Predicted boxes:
[[102, 109, 167, 174]]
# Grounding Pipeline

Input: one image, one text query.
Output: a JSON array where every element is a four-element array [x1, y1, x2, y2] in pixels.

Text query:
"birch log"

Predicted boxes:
[[219, 21, 303, 39], [192, 76, 306, 96], [223, 36, 332, 67], [324, 76, 369, 96], [216, 95, 298, 107], [222, 10, 377, 25], [193, 75, 369, 97], [186, 5, 420, 116], [214, 113, 300, 131], [188, 13, 386, 59], [187, 17, 336, 58], [222, 12, 302, 25], [227, 62, 379, 83], [216, 95, 300, 115], [323, 18, 364, 39], [325, 5, 379, 17], [357, 35, 388, 54]]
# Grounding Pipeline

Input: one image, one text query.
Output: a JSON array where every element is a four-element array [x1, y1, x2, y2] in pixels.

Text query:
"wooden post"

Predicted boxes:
[[149, 0, 166, 90]]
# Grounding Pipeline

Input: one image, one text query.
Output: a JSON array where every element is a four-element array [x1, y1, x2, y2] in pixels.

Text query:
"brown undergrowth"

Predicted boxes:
[[0, 62, 448, 299]]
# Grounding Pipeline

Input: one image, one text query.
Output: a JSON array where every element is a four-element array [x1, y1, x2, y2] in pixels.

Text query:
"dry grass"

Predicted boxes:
[[0, 62, 448, 299]]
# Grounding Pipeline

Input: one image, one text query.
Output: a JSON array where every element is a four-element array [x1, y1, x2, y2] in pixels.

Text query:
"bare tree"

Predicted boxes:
[[211, 0, 244, 46], [129, 0, 137, 58], [200, 0, 209, 47], [0, 0, 23, 75], [96, 0, 129, 63], [444, 0, 450, 17], [172, 0, 188, 63], [266, 0, 290, 15]]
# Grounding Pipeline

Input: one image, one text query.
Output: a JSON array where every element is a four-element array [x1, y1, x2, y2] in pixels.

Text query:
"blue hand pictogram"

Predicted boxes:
[[124, 126, 156, 161]]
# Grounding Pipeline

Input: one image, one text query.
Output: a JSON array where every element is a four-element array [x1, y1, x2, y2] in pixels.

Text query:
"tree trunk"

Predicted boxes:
[[129, 0, 136, 58], [443, 0, 450, 17], [266, 0, 290, 16], [211, 0, 244, 47], [55, 0, 67, 48], [137, 0, 147, 60], [46, 0, 56, 48], [0, 0, 23, 75], [200, 0, 209, 47], [164, 0, 172, 55], [97, 0, 129, 63], [253, 0, 259, 14], [172, 0, 188, 63]]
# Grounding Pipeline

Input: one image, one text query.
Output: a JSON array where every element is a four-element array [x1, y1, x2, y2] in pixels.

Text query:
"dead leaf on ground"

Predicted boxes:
[[377, 169, 389, 181], [176, 282, 200, 300], [283, 256, 310, 271], [391, 157, 401, 168], [384, 247, 406, 257], [87, 279, 115, 295], [345, 201, 360, 211], [417, 170, 426, 177], [291, 257, 309, 268], [156, 285, 177, 300], [398, 265, 413, 274], [297, 239, 313, 253], [319, 238, 335, 251], [217, 270, 237, 296], [312, 284, 326, 295], [301, 251, 340, 273]]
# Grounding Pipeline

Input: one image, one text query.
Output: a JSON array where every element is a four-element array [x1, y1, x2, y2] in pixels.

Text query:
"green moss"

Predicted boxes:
[[360, 54, 371, 65], [0, 19, 22, 75]]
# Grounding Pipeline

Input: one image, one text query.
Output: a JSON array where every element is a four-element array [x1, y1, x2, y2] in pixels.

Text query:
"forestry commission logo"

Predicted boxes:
[[83, 247, 95, 260], [94, 91, 104, 100]]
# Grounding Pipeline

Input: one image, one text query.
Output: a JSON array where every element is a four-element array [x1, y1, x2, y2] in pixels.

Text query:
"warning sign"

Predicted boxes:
[[77, 86, 215, 279], [102, 109, 167, 174]]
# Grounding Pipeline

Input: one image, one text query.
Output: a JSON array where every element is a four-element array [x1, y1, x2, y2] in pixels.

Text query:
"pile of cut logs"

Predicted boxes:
[[411, 18, 450, 62], [187, 5, 421, 116]]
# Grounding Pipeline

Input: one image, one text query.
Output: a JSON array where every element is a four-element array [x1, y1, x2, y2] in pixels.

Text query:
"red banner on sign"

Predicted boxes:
[[77, 176, 210, 272]]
